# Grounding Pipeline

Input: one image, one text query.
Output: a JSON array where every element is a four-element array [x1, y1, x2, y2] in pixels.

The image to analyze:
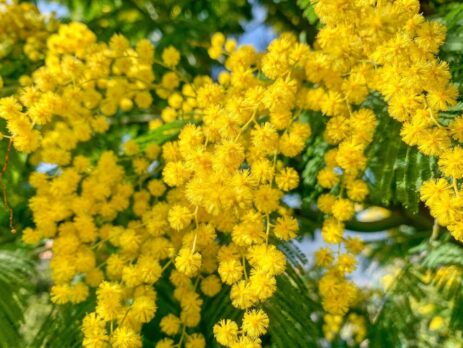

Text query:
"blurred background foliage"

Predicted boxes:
[[2, 0, 463, 347]]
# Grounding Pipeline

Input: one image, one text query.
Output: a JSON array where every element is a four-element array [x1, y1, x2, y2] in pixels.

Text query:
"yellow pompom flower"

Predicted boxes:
[[211, 32, 225, 47], [123, 140, 139, 156], [11, 1, 463, 345], [218, 259, 243, 285], [253, 186, 282, 213], [249, 270, 276, 302], [346, 180, 369, 202], [185, 333, 206, 348], [21, 227, 42, 245], [429, 316, 445, 332], [148, 179, 166, 197], [145, 143, 161, 160], [132, 158, 149, 175], [317, 194, 336, 214], [450, 116, 463, 142], [119, 229, 141, 253], [110, 327, 142, 348], [213, 319, 239, 346], [160, 314, 181, 336], [161, 108, 177, 122], [275, 167, 299, 191], [155, 338, 175, 348], [321, 218, 344, 244], [119, 98, 133, 112], [317, 167, 339, 189], [224, 38, 237, 53], [247, 244, 286, 276], [345, 236, 364, 255], [208, 46, 222, 60], [242, 309, 269, 338], [131, 295, 157, 323], [230, 280, 256, 309], [200, 275, 222, 297], [273, 215, 298, 240], [218, 71, 230, 85], [135, 91, 153, 109], [175, 248, 202, 277], [50, 284, 71, 304], [168, 205, 192, 230], [82, 313, 108, 347], [162, 46, 180, 67], [315, 248, 334, 268], [331, 198, 355, 222], [337, 253, 357, 274], [163, 161, 191, 187], [439, 147, 463, 179], [336, 142, 366, 176]]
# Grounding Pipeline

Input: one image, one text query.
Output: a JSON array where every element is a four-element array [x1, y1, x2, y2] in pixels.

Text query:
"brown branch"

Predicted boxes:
[[295, 206, 433, 233]]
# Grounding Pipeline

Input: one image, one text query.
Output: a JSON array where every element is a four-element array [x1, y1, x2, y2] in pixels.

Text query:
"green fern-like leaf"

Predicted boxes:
[[369, 265, 425, 346], [422, 241, 463, 269], [301, 111, 329, 204], [30, 298, 95, 348], [300, 96, 438, 214], [437, 3, 463, 92], [265, 241, 322, 347], [449, 287, 463, 332], [366, 105, 437, 214], [296, 0, 318, 25], [0, 245, 34, 348]]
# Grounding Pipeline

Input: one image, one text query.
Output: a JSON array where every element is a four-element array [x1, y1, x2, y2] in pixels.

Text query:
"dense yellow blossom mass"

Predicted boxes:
[[9, 5, 309, 345], [307, 0, 456, 338], [0, 0, 460, 346]]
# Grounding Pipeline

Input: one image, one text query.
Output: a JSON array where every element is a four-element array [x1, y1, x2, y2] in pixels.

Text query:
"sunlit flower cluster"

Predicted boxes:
[[4, 0, 462, 345], [0, 21, 159, 159], [161, 32, 312, 346], [14, 2, 312, 345], [0, 0, 56, 63], [303, 0, 460, 338]]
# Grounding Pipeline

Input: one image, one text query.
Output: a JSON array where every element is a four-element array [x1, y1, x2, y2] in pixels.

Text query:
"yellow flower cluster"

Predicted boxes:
[[25, 146, 170, 347], [11, 0, 463, 345], [0, 21, 156, 159], [0, 0, 56, 62], [207, 32, 237, 60], [304, 0, 458, 338], [17, 5, 312, 345], [159, 33, 312, 347], [311, 0, 461, 246]]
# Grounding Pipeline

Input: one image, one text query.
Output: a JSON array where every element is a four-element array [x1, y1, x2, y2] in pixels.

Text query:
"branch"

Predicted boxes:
[[345, 212, 408, 232], [295, 206, 433, 233]]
